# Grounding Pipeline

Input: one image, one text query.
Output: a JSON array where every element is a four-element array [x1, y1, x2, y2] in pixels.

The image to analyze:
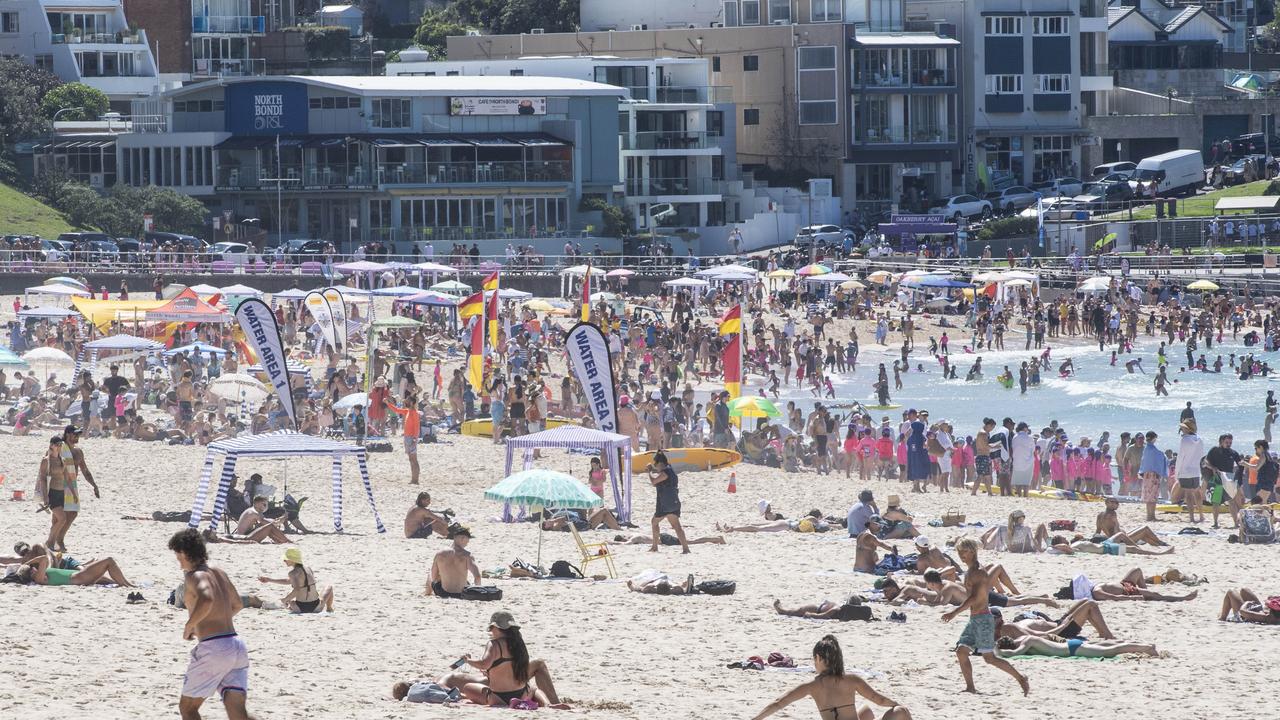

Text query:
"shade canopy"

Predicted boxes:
[[272, 288, 309, 300], [17, 306, 80, 319], [219, 284, 264, 296], [1187, 279, 1219, 291], [505, 426, 633, 522], [728, 396, 781, 418], [164, 342, 228, 357], [561, 264, 606, 276], [334, 260, 391, 272], [662, 277, 710, 288], [694, 263, 757, 278], [26, 284, 90, 297], [371, 284, 427, 297], [410, 262, 459, 274], [84, 334, 163, 351]]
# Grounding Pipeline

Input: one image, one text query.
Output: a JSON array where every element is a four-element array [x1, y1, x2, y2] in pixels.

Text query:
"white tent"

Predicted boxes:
[[504, 426, 634, 522], [272, 288, 309, 300], [560, 264, 607, 276], [694, 264, 758, 278], [334, 260, 390, 272], [77, 334, 164, 376], [187, 430, 385, 533], [219, 284, 264, 297], [486, 287, 534, 300], [187, 283, 223, 295], [662, 277, 710, 288], [17, 306, 80, 319], [25, 284, 90, 297], [371, 284, 427, 297]]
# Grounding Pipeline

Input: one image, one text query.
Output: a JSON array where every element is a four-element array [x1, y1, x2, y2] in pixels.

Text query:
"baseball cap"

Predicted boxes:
[[63, 424, 82, 435], [914, 536, 931, 549]]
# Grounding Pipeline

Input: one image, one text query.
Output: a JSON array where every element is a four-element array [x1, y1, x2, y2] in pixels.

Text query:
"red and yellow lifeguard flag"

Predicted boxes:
[[482, 271, 499, 292], [581, 262, 592, 322], [486, 275, 500, 349], [458, 291, 484, 320], [718, 304, 742, 336], [467, 317, 485, 391], [722, 333, 742, 398]]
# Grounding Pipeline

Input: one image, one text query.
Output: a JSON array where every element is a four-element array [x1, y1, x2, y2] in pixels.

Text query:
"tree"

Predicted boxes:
[[48, 183, 208, 236], [413, 9, 472, 57], [413, 0, 578, 56], [127, 185, 207, 235], [40, 83, 110, 121], [0, 58, 62, 142]]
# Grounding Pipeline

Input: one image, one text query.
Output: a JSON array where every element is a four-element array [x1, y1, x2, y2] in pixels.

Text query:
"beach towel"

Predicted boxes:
[[873, 553, 918, 576]]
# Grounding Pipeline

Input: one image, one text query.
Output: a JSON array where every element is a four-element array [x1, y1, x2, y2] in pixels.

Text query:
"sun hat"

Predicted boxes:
[[283, 548, 303, 564], [489, 611, 520, 630], [887, 494, 902, 507], [757, 499, 771, 516]]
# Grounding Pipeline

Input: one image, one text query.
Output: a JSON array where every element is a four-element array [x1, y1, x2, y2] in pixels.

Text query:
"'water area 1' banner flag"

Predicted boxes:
[[322, 287, 348, 353], [304, 290, 338, 352], [565, 321, 618, 433], [234, 298, 296, 427]]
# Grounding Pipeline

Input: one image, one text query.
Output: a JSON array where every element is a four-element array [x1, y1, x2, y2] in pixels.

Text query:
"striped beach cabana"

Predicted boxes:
[[187, 430, 385, 533]]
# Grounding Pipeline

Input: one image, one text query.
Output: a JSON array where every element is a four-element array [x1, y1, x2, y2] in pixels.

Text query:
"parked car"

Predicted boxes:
[[1017, 197, 1080, 222], [85, 239, 120, 263], [1130, 149, 1204, 197], [40, 239, 69, 261], [115, 238, 144, 263], [143, 231, 207, 254], [1226, 133, 1280, 158], [1073, 181, 1134, 213], [1029, 177, 1084, 198], [209, 241, 252, 262], [983, 186, 1040, 214], [1090, 161, 1136, 179], [1221, 154, 1276, 186], [928, 194, 992, 221], [793, 224, 847, 248], [276, 238, 328, 264]]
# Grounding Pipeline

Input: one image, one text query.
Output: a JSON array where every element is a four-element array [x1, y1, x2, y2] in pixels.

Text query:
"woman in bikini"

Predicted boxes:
[[257, 547, 333, 614], [752, 635, 911, 720], [11, 549, 135, 587], [441, 612, 562, 708]]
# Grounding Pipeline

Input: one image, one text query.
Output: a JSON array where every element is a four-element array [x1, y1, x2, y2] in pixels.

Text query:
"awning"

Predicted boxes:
[[418, 137, 473, 147], [512, 134, 571, 147], [371, 137, 419, 148], [34, 139, 115, 151], [216, 136, 273, 150], [471, 137, 524, 147], [304, 136, 351, 148], [1214, 196, 1280, 212], [853, 34, 960, 46]]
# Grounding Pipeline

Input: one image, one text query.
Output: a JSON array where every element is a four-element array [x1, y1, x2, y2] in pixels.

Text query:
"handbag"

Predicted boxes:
[[461, 585, 503, 601], [941, 508, 965, 527]]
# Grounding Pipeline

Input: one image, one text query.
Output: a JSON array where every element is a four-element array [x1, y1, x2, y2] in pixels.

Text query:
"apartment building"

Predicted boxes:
[[0, 0, 176, 108], [1108, 0, 1233, 96]]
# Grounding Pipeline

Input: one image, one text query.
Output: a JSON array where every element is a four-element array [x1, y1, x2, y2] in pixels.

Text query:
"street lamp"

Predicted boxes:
[[52, 106, 85, 123]]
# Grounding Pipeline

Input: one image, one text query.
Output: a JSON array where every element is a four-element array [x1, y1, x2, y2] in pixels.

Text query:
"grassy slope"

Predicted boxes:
[[0, 182, 74, 237], [1118, 180, 1273, 220]]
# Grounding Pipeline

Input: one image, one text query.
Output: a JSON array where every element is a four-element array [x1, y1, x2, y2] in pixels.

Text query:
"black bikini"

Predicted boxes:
[[487, 648, 530, 704]]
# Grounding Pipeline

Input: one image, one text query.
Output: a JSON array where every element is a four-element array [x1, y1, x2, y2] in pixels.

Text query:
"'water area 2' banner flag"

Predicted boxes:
[[322, 287, 348, 353], [234, 298, 296, 427], [304, 290, 338, 352], [565, 321, 618, 433]]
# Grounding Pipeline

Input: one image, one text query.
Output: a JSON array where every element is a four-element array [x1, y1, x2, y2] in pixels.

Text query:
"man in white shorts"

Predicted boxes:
[[169, 528, 256, 719]]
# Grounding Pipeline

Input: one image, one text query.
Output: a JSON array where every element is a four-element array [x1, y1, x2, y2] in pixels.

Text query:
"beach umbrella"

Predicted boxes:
[[484, 468, 601, 567], [924, 298, 953, 310], [430, 280, 472, 295], [371, 284, 427, 297], [562, 264, 606, 276], [728, 396, 781, 418], [1001, 270, 1038, 282], [333, 392, 368, 411], [694, 263, 757, 278], [410, 262, 459, 275], [1187, 280, 1219, 291], [839, 280, 867, 291], [187, 283, 223, 295], [767, 269, 796, 279], [1078, 276, 1112, 292], [21, 346, 73, 381], [867, 270, 894, 283], [334, 260, 391, 273], [0, 348, 28, 368], [164, 342, 228, 357], [971, 271, 1006, 283], [219, 284, 263, 297], [210, 373, 268, 403], [26, 284, 90, 297], [662, 277, 710, 288], [372, 316, 423, 330], [45, 276, 89, 291], [1004, 278, 1033, 288], [795, 263, 832, 276], [605, 268, 635, 277], [589, 291, 618, 302]]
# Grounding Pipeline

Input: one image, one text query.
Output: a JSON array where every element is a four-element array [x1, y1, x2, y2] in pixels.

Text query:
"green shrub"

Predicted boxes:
[[976, 215, 1038, 242]]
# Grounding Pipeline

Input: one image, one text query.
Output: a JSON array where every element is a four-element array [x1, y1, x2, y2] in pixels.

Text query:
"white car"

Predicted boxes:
[[1030, 177, 1084, 198], [1017, 197, 1080, 222], [983, 186, 1040, 214], [928, 194, 992, 221], [793, 224, 847, 247]]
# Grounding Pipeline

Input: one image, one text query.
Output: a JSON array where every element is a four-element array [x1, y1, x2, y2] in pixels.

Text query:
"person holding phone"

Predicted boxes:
[[648, 452, 690, 554]]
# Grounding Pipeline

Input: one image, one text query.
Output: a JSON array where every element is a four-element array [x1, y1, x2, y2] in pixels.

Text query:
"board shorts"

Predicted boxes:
[[182, 632, 249, 699], [1177, 476, 1201, 490], [403, 436, 418, 456], [956, 612, 996, 654], [815, 436, 828, 456], [431, 581, 463, 599], [975, 456, 992, 476], [1141, 473, 1161, 504], [986, 591, 1009, 607]]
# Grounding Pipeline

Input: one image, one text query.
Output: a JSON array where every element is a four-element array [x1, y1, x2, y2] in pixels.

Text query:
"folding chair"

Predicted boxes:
[[569, 524, 616, 579]]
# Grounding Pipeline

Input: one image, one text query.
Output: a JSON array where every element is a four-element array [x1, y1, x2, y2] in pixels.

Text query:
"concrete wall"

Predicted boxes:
[[1118, 69, 1223, 98]]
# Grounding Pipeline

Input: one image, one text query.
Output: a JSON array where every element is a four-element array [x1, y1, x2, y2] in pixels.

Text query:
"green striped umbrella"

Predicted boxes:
[[485, 469, 602, 568]]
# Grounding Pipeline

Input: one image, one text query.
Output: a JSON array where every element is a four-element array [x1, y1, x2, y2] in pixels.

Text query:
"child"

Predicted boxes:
[[1097, 452, 1114, 495], [858, 428, 876, 483], [875, 429, 895, 480], [1049, 442, 1067, 490], [432, 359, 442, 399], [768, 370, 780, 398], [587, 456, 606, 497], [896, 431, 908, 482]]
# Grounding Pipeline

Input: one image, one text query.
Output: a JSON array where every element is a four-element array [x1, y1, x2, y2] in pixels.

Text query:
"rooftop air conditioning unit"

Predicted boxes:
[[631, 24, 645, 31], [530, 28, 544, 34]]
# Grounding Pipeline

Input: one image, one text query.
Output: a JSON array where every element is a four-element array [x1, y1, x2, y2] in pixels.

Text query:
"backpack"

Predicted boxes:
[[549, 560, 583, 579], [695, 580, 736, 596], [460, 585, 503, 601], [1239, 508, 1276, 545]]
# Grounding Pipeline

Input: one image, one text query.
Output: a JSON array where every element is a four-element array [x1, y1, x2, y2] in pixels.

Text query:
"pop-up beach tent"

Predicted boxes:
[[187, 430, 385, 533]]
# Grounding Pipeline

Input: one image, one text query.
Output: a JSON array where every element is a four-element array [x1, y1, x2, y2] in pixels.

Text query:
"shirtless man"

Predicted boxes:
[[426, 524, 481, 599], [1219, 588, 1280, 624], [1095, 497, 1169, 546], [177, 371, 196, 430], [404, 492, 448, 539], [855, 516, 898, 573], [912, 537, 960, 577], [942, 539, 1029, 696], [1090, 567, 1198, 602], [169, 528, 256, 720], [230, 497, 291, 544], [970, 419, 994, 496], [885, 571, 1057, 609], [616, 397, 641, 450], [994, 599, 1115, 641]]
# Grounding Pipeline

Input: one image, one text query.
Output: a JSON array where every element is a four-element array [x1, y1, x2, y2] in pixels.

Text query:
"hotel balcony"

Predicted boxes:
[[853, 126, 957, 145], [192, 15, 266, 34], [620, 130, 724, 152]]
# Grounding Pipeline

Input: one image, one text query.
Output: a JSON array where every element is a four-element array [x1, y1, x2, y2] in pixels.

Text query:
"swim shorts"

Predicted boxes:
[[1177, 476, 1201, 490], [403, 436, 418, 456], [956, 612, 996, 654], [975, 456, 991, 476], [182, 632, 249, 699], [47, 489, 65, 509], [431, 580, 463, 599], [986, 591, 1009, 608]]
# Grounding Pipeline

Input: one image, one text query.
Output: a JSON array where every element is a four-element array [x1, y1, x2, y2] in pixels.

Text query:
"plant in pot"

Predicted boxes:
[[69, 23, 82, 43], [61, 19, 74, 42]]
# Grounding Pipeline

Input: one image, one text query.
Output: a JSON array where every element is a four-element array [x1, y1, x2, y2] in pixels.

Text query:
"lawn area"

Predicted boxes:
[[0, 182, 74, 237], [1117, 180, 1274, 220]]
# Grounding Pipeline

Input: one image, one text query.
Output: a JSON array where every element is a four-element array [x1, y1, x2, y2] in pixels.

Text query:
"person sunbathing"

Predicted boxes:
[[883, 571, 1057, 609], [539, 507, 621, 532], [436, 611, 563, 708], [717, 510, 831, 533], [1047, 534, 1174, 556], [427, 524, 481, 599], [772, 596, 870, 621], [979, 510, 1049, 553], [405, 492, 450, 539], [751, 634, 911, 720], [627, 572, 696, 595], [1, 541, 47, 564], [995, 635, 1157, 659], [1095, 498, 1169, 546], [993, 600, 1115, 640], [609, 533, 725, 547], [9, 550, 134, 587], [911, 537, 961, 577], [1090, 568, 1198, 602], [1219, 587, 1280, 624], [257, 547, 334, 614]]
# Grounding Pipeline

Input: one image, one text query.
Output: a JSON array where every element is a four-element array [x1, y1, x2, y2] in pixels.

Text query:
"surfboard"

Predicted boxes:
[[865, 404, 902, 410], [633, 447, 742, 473], [460, 416, 578, 438]]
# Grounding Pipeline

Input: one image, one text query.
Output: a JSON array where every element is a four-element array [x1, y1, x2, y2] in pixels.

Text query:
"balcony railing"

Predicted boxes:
[[215, 160, 572, 190], [654, 85, 734, 103], [620, 131, 723, 151], [51, 31, 143, 44], [858, 68, 955, 88], [857, 127, 957, 144], [192, 15, 267, 33], [625, 177, 726, 196], [193, 57, 266, 77]]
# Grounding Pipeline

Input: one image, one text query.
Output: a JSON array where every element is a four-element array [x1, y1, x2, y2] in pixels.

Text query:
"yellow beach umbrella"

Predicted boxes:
[[868, 270, 893, 283], [767, 269, 796, 279], [839, 280, 867, 291], [1187, 280, 1219, 291]]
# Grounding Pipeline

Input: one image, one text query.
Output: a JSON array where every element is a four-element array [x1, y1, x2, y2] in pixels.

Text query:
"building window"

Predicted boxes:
[[742, 0, 760, 25], [371, 98, 410, 128], [712, 56, 720, 72], [743, 54, 759, 71], [768, 0, 789, 23], [1035, 74, 1070, 93], [811, 0, 840, 22], [35, 54, 54, 72], [707, 110, 724, 137], [1033, 16, 1067, 35], [744, 108, 760, 125], [510, 69, 523, 76], [984, 16, 1022, 35], [985, 74, 1022, 94], [1, 12, 19, 32], [798, 45, 837, 125]]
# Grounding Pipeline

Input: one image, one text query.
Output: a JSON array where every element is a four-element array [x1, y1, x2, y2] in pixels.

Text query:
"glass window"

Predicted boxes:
[[372, 98, 410, 128], [1, 12, 19, 32], [985, 75, 1023, 94], [984, 16, 1022, 35], [742, 0, 759, 24], [1035, 74, 1070, 93], [798, 45, 837, 125], [743, 54, 759, 71], [768, 0, 789, 23], [707, 111, 724, 137], [310, 98, 321, 109], [712, 56, 720, 72], [799, 102, 837, 124], [744, 108, 760, 125], [798, 46, 836, 70], [811, 0, 839, 22], [1033, 16, 1067, 35]]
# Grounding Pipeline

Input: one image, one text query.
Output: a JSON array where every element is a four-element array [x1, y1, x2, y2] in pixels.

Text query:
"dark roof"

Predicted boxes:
[[1164, 5, 1233, 33]]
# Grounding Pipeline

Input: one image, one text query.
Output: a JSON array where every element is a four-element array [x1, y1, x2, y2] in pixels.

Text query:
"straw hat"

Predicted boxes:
[[887, 494, 902, 507]]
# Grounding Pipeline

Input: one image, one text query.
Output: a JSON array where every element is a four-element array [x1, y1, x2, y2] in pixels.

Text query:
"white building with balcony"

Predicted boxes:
[[191, 0, 268, 77], [0, 0, 179, 108]]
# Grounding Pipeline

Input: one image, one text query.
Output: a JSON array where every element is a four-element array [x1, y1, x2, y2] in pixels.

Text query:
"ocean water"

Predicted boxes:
[[772, 336, 1278, 444]]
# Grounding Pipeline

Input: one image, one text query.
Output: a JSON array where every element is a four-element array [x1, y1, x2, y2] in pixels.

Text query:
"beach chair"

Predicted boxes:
[[569, 524, 615, 579]]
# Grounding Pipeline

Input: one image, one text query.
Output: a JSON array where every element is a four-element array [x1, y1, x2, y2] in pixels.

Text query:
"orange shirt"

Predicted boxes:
[[386, 401, 420, 438]]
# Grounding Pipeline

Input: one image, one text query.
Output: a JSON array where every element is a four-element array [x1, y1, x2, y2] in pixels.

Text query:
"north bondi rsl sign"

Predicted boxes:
[[225, 81, 309, 136]]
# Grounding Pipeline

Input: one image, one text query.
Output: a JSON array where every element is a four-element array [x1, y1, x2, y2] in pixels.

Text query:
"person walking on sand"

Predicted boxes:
[[51, 424, 99, 551], [169, 528, 257, 720], [942, 538, 1029, 696], [648, 451, 690, 554]]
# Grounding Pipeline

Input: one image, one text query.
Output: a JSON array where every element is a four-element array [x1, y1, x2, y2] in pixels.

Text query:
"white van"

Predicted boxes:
[[1131, 149, 1204, 197]]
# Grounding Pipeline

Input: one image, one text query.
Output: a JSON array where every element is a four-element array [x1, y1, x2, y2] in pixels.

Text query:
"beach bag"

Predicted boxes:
[[1240, 508, 1276, 545], [695, 580, 736, 596], [1048, 520, 1077, 532], [461, 585, 503, 601], [549, 560, 583, 579], [941, 508, 966, 527]]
